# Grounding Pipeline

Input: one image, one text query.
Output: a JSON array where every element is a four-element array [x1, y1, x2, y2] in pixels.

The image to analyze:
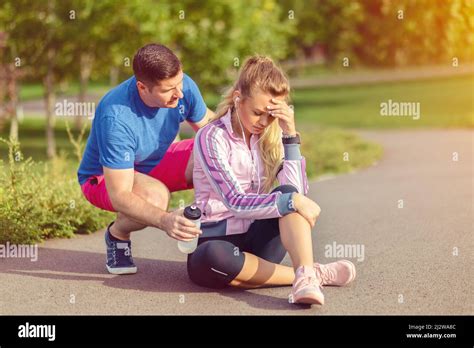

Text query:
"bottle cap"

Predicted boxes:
[[184, 205, 201, 220]]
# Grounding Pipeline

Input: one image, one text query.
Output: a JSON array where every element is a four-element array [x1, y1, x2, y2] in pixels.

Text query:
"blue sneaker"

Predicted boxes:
[[105, 222, 137, 275]]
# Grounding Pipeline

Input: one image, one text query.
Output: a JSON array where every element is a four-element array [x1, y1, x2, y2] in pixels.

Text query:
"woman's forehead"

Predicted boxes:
[[247, 92, 285, 107]]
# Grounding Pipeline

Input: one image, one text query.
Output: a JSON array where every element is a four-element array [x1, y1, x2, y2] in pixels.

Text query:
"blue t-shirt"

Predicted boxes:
[[77, 74, 207, 185]]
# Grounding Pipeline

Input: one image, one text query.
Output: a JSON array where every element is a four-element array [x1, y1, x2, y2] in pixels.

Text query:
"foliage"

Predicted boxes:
[[0, 137, 114, 244]]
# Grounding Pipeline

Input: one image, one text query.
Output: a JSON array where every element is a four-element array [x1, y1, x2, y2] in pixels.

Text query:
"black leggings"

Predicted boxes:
[[187, 185, 298, 289]]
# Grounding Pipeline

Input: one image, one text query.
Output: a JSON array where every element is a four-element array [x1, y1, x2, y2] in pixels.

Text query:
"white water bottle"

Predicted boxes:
[[177, 205, 202, 254]]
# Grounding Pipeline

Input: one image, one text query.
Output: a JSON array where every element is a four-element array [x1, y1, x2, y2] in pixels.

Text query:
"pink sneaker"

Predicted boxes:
[[314, 260, 356, 287], [290, 265, 325, 305]]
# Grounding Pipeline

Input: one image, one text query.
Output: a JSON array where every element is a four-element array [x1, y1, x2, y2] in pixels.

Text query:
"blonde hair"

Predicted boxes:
[[214, 55, 290, 193]]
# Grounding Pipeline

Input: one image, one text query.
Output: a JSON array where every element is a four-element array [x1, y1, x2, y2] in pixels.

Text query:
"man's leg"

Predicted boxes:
[[108, 138, 194, 240], [148, 139, 195, 192], [109, 171, 170, 241]]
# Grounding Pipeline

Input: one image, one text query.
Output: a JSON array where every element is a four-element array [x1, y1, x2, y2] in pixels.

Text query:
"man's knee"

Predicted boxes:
[[132, 177, 170, 209], [142, 186, 170, 209]]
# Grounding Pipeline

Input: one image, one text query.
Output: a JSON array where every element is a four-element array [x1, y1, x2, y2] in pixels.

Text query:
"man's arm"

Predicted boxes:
[[103, 167, 200, 241], [187, 107, 215, 132]]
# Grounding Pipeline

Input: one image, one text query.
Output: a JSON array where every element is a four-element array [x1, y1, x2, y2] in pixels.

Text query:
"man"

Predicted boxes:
[[77, 44, 214, 275]]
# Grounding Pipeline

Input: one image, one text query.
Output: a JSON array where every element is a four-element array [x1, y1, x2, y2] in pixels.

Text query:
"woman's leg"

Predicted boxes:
[[187, 238, 246, 289], [187, 232, 296, 289], [187, 239, 295, 289], [229, 212, 313, 288], [229, 184, 314, 288], [187, 217, 312, 289], [229, 252, 294, 288], [279, 212, 314, 270], [187, 185, 316, 289]]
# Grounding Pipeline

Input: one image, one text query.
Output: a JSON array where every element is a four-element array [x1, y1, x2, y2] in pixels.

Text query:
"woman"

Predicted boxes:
[[188, 56, 356, 305]]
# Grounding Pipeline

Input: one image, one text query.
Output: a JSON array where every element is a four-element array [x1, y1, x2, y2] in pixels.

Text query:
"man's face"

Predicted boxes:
[[137, 70, 184, 108]]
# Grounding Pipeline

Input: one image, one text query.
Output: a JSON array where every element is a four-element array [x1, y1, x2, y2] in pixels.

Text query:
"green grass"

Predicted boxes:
[[0, 118, 81, 160], [292, 75, 474, 128], [19, 74, 473, 128], [20, 82, 110, 101], [301, 127, 382, 178], [19, 84, 45, 101]]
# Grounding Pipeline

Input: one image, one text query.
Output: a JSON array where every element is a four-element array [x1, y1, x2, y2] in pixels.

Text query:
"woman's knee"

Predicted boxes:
[[187, 240, 245, 289]]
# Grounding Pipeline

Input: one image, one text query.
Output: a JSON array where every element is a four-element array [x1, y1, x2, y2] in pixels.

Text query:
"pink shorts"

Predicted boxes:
[[80, 139, 194, 212]]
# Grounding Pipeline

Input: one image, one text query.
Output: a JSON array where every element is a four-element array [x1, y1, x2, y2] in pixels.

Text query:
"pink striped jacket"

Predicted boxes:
[[193, 109, 309, 237]]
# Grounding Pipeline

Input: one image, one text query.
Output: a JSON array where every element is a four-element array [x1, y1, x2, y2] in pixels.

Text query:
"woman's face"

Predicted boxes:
[[235, 91, 284, 135]]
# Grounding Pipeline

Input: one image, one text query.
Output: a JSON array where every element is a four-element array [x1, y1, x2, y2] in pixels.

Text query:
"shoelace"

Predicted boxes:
[[295, 270, 319, 290], [315, 264, 336, 285], [110, 244, 133, 266], [111, 246, 117, 266], [295, 275, 311, 288]]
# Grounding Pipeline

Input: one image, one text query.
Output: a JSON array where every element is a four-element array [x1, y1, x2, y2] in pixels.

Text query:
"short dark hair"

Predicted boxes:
[[133, 44, 182, 86]]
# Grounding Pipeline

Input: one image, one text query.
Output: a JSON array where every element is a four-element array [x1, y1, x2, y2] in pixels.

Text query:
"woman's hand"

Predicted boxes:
[[293, 193, 321, 228], [266, 98, 296, 135]]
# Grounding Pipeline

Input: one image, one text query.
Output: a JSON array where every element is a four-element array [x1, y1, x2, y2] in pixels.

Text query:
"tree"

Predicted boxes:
[[281, 0, 473, 68], [170, 0, 295, 92], [1, 0, 69, 158], [63, 0, 149, 129], [280, 0, 363, 66], [0, 3, 29, 141]]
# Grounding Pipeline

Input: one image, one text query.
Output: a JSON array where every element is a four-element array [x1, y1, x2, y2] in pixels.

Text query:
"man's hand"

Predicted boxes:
[[293, 193, 321, 228], [160, 209, 202, 241]]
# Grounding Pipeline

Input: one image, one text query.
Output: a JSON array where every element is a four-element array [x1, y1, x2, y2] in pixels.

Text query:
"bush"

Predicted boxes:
[[0, 137, 114, 244]]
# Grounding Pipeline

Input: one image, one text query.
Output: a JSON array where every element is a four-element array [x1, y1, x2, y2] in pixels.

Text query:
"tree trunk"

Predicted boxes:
[[0, 69, 6, 133], [44, 47, 56, 159], [75, 53, 93, 130], [9, 113, 18, 140], [109, 66, 119, 86], [0, 31, 7, 133], [7, 65, 19, 141]]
